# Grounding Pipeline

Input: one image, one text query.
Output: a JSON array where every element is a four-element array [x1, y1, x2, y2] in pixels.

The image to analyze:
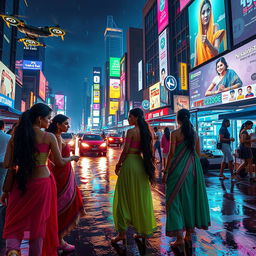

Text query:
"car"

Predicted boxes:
[[107, 133, 123, 147], [61, 132, 76, 153], [79, 134, 107, 156]]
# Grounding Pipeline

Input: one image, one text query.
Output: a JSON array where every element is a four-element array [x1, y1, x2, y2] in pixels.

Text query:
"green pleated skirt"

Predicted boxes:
[[113, 154, 157, 236], [165, 143, 211, 236]]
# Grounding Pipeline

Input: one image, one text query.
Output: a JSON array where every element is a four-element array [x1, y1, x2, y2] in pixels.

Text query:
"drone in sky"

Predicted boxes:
[[0, 14, 66, 47]]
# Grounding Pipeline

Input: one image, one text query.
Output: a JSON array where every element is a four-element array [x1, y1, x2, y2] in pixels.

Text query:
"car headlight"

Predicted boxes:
[[81, 142, 90, 148], [68, 140, 75, 146], [109, 138, 114, 141], [100, 142, 107, 148]]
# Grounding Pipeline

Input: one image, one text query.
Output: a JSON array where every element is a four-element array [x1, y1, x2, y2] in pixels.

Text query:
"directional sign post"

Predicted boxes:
[[164, 75, 177, 91]]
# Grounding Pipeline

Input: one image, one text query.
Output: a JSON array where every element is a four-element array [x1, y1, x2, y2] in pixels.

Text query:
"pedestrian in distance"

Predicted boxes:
[[2, 103, 79, 256], [218, 119, 235, 180], [236, 121, 256, 182], [47, 114, 84, 253], [112, 108, 156, 249], [6, 123, 17, 136], [161, 127, 171, 171], [163, 109, 210, 255], [153, 127, 162, 164]]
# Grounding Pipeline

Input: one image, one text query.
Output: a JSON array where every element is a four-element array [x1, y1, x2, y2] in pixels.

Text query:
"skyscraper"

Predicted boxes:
[[104, 16, 123, 61]]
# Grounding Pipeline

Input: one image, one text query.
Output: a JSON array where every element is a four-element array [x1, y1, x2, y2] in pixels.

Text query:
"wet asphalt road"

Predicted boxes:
[[63, 147, 256, 256]]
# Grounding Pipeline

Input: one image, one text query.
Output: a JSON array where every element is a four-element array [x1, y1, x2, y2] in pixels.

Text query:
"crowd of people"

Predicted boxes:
[[0, 103, 255, 255]]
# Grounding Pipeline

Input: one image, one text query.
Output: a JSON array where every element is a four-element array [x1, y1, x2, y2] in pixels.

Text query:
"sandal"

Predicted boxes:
[[58, 242, 75, 252], [219, 174, 229, 180]]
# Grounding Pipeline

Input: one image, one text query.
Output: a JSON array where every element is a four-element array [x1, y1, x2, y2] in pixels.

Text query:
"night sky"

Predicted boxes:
[[25, 0, 146, 130]]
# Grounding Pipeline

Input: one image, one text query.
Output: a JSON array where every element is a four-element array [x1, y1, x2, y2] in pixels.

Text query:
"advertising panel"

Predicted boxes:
[[39, 71, 46, 101], [189, 39, 256, 109], [173, 95, 190, 113], [93, 90, 100, 103], [93, 110, 100, 117], [157, 0, 169, 34], [109, 101, 119, 115], [15, 60, 23, 86], [231, 0, 256, 45], [149, 83, 160, 110], [145, 107, 169, 120], [189, 0, 228, 68], [138, 60, 143, 91], [55, 94, 65, 110], [158, 29, 169, 106], [180, 63, 188, 90], [0, 61, 16, 107], [94, 84, 100, 90], [21, 100, 26, 112], [23, 60, 42, 70], [93, 103, 100, 110], [180, 0, 192, 12], [109, 78, 120, 99], [120, 56, 126, 115], [109, 58, 120, 77]]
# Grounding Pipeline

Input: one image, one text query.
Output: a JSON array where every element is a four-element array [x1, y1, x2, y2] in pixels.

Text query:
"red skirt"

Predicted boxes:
[[3, 174, 59, 256]]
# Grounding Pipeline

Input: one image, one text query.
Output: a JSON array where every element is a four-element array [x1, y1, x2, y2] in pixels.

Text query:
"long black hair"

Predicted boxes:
[[13, 103, 52, 192], [46, 114, 68, 134], [221, 119, 230, 127], [240, 120, 253, 134], [164, 127, 170, 141], [177, 109, 195, 151], [129, 108, 155, 184]]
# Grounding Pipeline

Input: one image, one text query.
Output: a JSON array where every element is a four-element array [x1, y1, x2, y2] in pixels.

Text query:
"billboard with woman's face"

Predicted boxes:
[[189, 0, 228, 68], [0, 61, 16, 107], [189, 39, 256, 109]]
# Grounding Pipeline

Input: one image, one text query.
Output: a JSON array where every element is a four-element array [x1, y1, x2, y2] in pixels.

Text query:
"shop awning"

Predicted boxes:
[[218, 106, 256, 120], [0, 104, 22, 121]]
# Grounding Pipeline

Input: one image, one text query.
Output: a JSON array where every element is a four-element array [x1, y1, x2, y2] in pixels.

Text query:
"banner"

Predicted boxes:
[[109, 78, 120, 99], [189, 39, 256, 109], [180, 63, 188, 90], [157, 0, 169, 34], [39, 71, 46, 101], [180, 0, 192, 12], [173, 95, 190, 113], [159, 29, 169, 106], [109, 101, 119, 115], [93, 90, 100, 103]]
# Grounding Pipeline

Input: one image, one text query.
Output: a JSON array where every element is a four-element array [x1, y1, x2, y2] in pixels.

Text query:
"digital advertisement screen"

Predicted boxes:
[[189, 39, 256, 109], [173, 95, 190, 113], [15, 60, 23, 86], [120, 56, 126, 115], [55, 94, 65, 110], [93, 103, 100, 110], [189, 0, 228, 68], [158, 28, 169, 106], [180, 0, 192, 12], [23, 60, 42, 70], [157, 0, 169, 34], [0, 61, 16, 107], [39, 71, 46, 101], [231, 0, 256, 45], [109, 78, 120, 99], [138, 60, 143, 91], [94, 84, 100, 90], [109, 57, 120, 77], [93, 90, 100, 103], [149, 83, 160, 110], [109, 101, 119, 115]]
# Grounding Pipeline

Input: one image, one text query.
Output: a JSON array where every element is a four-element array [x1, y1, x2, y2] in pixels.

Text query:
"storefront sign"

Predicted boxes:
[[23, 60, 42, 70], [189, 39, 256, 109], [145, 107, 169, 120]]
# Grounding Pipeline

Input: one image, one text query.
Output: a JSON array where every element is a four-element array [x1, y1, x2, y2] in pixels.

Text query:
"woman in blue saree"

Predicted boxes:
[[163, 109, 210, 254], [205, 57, 242, 96]]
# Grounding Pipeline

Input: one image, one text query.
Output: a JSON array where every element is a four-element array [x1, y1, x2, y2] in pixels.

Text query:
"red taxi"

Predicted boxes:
[[107, 133, 123, 147]]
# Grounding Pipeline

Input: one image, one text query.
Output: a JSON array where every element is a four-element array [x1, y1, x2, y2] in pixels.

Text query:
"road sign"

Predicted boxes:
[[164, 75, 177, 91]]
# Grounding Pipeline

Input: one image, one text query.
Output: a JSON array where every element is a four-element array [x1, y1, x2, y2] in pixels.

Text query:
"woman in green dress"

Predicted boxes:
[[163, 109, 210, 253], [112, 108, 157, 245]]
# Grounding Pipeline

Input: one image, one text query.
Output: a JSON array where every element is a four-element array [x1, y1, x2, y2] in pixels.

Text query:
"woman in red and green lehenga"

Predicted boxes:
[[163, 109, 210, 254], [112, 108, 157, 247], [47, 114, 85, 253]]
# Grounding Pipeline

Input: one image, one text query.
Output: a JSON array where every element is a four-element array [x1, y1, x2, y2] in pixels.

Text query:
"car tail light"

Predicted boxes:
[[120, 138, 123, 142], [81, 142, 90, 148], [100, 142, 107, 148], [68, 140, 75, 146]]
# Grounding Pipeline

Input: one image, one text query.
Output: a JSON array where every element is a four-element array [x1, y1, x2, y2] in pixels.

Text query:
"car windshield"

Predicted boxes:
[[109, 134, 120, 137], [83, 135, 103, 141], [61, 133, 73, 139]]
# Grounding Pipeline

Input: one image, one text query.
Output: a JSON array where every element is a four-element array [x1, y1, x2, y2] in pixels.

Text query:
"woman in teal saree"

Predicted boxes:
[[163, 109, 210, 253]]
